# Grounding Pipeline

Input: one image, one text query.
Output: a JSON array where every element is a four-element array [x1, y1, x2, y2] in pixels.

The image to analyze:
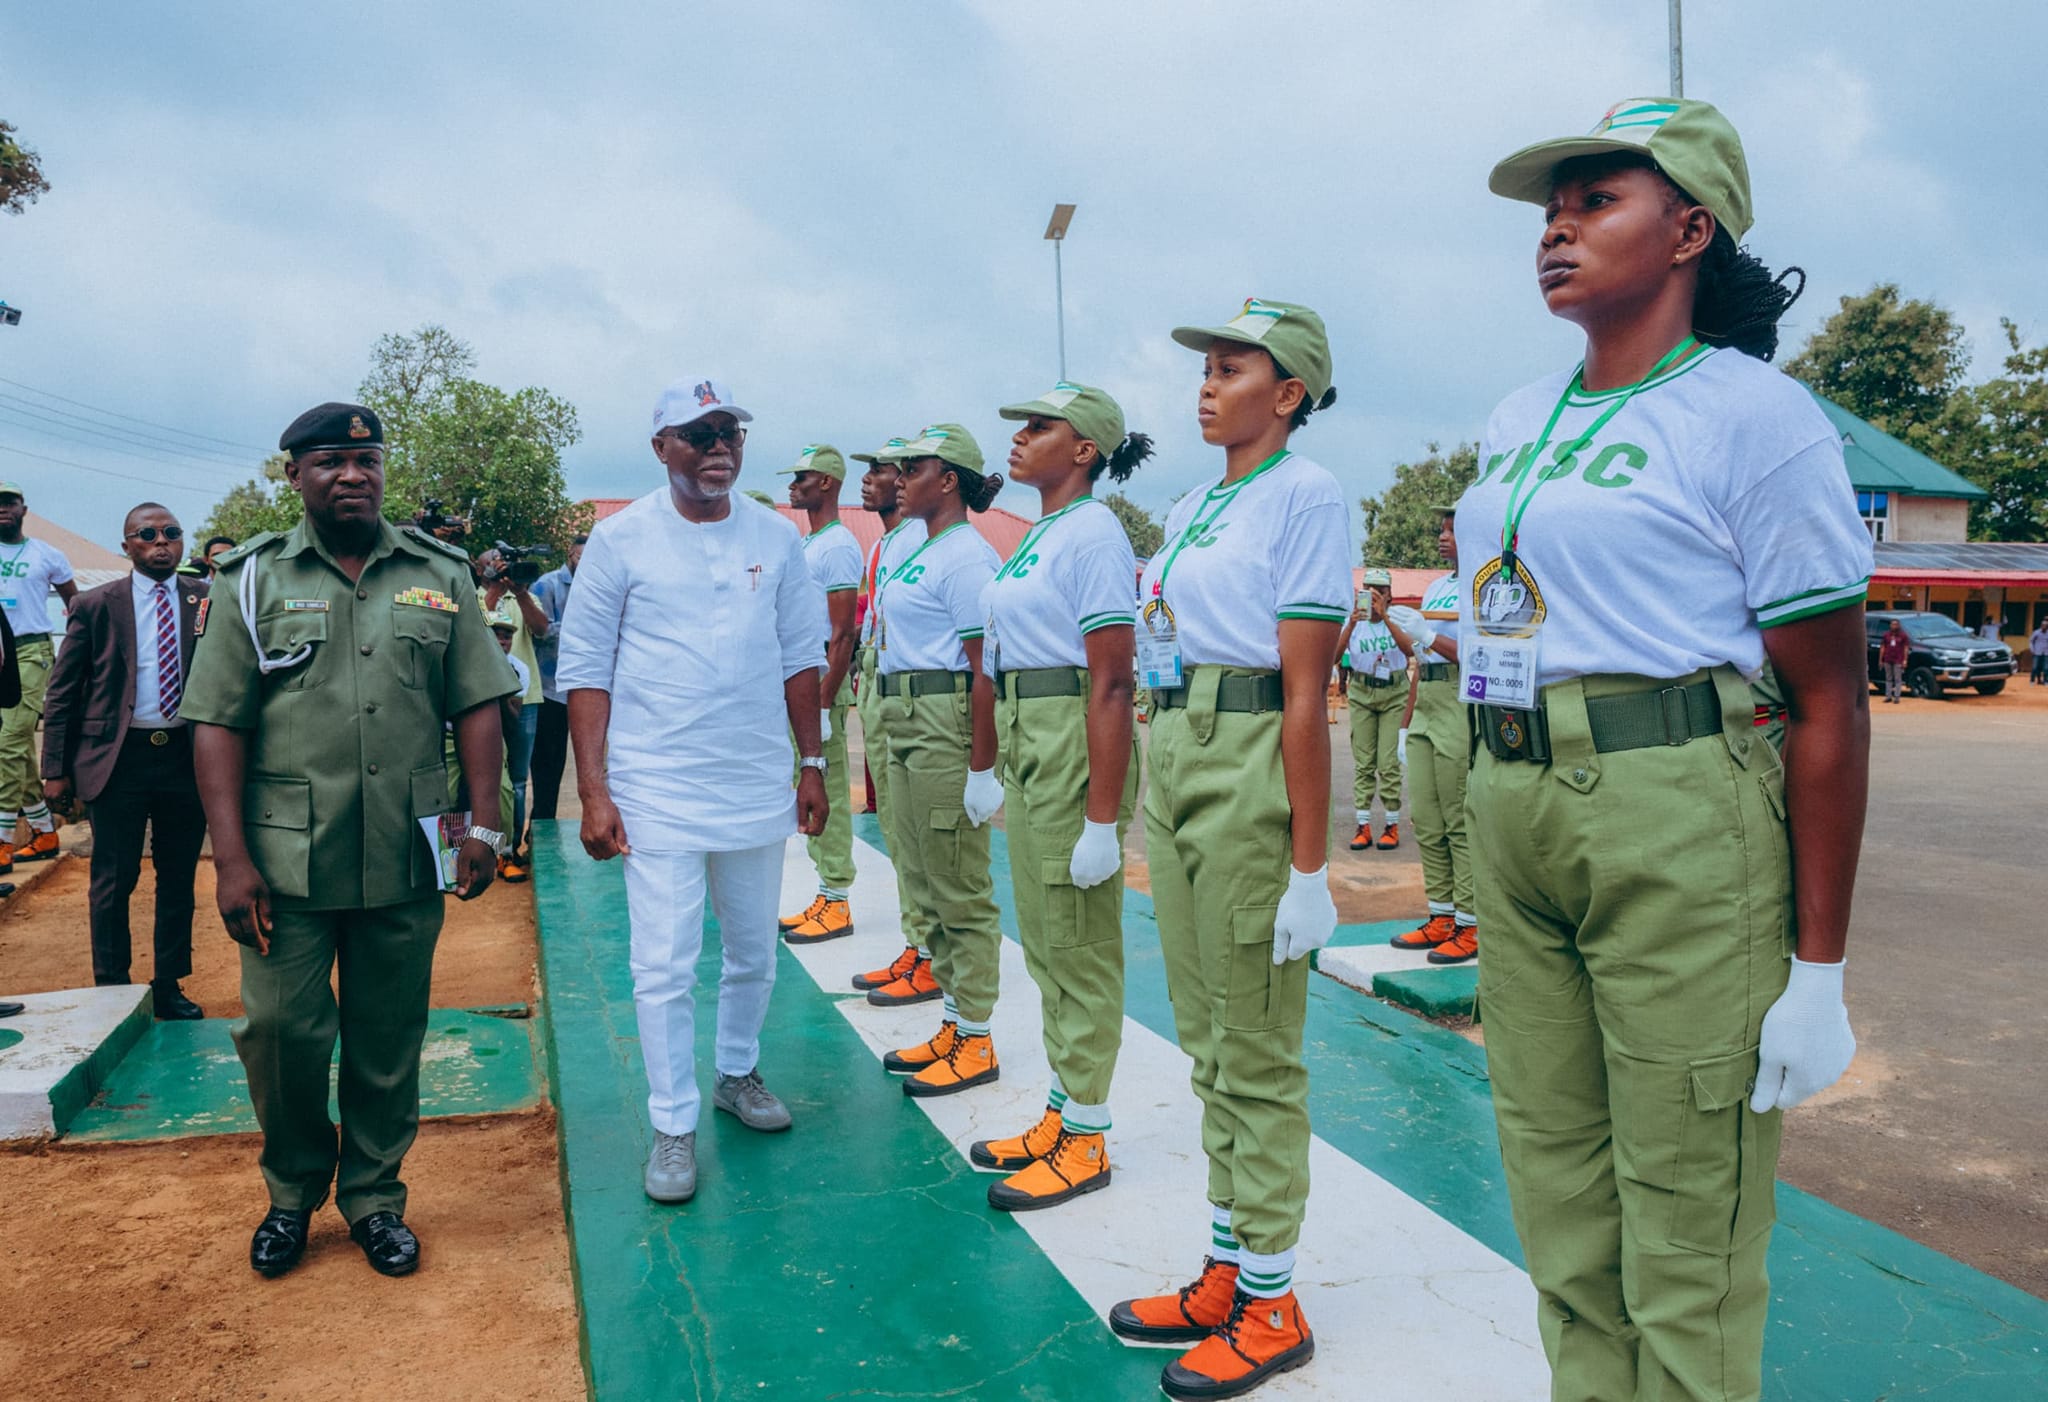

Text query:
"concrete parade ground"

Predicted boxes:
[[0, 697, 2044, 1399]]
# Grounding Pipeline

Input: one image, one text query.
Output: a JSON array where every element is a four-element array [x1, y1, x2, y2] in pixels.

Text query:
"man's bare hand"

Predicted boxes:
[[42, 777, 72, 806], [216, 856, 274, 955], [796, 769, 828, 838], [454, 837, 497, 900], [581, 792, 632, 861]]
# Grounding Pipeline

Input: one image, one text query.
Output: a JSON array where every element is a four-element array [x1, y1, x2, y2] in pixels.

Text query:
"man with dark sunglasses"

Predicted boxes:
[[43, 503, 209, 1018], [0, 480, 77, 871]]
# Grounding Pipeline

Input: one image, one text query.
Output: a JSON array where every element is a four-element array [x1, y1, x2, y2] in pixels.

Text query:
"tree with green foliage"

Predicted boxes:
[[1948, 321, 2048, 541], [1101, 492, 1163, 557], [1360, 443, 1476, 567], [1784, 283, 1968, 449], [0, 121, 50, 216], [199, 454, 299, 543]]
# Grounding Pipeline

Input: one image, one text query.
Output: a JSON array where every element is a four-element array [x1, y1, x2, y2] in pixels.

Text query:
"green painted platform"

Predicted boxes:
[[65, 1008, 543, 1142], [1371, 964, 1478, 1018], [534, 817, 2048, 1401]]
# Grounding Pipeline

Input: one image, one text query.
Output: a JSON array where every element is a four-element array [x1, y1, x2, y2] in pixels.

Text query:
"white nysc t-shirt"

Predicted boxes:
[[1418, 571, 1460, 667], [980, 497, 1136, 675], [1455, 348, 1874, 691], [861, 521, 925, 649], [875, 522, 998, 675], [1343, 619, 1402, 680], [556, 490, 826, 852], [1138, 451, 1354, 671], [0, 537, 74, 636]]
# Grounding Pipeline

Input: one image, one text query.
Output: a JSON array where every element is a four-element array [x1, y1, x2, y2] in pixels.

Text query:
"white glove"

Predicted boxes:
[[962, 767, 1004, 826], [1067, 820, 1122, 889], [819, 709, 833, 743], [1397, 727, 1409, 766], [1272, 865, 1338, 964], [1750, 957, 1856, 1112], [1386, 604, 1435, 655]]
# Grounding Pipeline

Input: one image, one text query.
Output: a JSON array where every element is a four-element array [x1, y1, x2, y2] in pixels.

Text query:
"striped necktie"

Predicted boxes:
[[153, 582, 181, 719]]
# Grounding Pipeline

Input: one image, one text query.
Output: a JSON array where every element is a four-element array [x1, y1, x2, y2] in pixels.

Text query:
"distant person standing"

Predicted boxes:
[[1879, 618, 1909, 702], [526, 534, 585, 833], [0, 610, 19, 1017], [42, 503, 209, 1019], [194, 535, 238, 578], [0, 481, 78, 871], [1978, 618, 2000, 641], [476, 546, 550, 879], [1334, 567, 1405, 850], [2030, 620, 2048, 684]]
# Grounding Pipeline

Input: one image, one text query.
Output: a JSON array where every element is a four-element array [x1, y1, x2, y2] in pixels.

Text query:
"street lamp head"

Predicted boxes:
[[1043, 203, 1077, 241]]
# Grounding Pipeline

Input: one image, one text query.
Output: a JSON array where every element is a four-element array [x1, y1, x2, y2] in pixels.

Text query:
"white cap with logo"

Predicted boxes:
[[651, 377, 754, 434]]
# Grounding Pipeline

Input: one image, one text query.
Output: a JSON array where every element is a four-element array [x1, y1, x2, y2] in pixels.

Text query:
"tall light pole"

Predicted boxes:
[[1044, 203, 1076, 380], [1668, 0, 1683, 96]]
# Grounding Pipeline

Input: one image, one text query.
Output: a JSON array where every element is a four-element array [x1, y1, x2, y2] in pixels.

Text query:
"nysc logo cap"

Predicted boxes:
[[1488, 97, 1753, 242], [1171, 298, 1335, 406], [997, 382, 1127, 459]]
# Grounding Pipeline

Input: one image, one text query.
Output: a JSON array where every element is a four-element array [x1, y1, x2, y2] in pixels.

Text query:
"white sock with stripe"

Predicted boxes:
[[1455, 911, 1477, 928], [1046, 1076, 1067, 1113], [0, 810, 17, 836], [1236, 1247, 1295, 1299], [1354, 808, 1370, 825], [818, 885, 848, 903], [941, 994, 958, 1024], [1209, 1205, 1240, 1266], [1428, 901, 1455, 916], [1385, 808, 1400, 825], [21, 803, 53, 833], [954, 1016, 990, 1039], [1059, 1099, 1109, 1135]]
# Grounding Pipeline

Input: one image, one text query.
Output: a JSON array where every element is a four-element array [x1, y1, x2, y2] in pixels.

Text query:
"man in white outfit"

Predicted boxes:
[[557, 376, 829, 1203]]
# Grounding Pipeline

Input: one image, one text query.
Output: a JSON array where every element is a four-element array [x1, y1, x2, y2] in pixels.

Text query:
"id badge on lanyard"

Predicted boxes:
[[1137, 598, 1184, 690]]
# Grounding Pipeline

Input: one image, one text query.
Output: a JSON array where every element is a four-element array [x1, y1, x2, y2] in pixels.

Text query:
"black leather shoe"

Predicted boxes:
[[151, 981, 204, 1020], [250, 1206, 313, 1278], [349, 1211, 420, 1277]]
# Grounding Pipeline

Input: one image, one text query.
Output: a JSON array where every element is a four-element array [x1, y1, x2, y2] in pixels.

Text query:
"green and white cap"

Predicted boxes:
[[997, 382, 1125, 456], [1489, 97, 1752, 241], [1171, 298, 1334, 404], [779, 443, 846, 481], [1360, 567, 1392, 588], [898, 422, 985, 475], [850, 435, 911, 465]]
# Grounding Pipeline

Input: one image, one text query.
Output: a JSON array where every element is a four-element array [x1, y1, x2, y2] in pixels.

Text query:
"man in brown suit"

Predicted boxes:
[[43, 502, 208, 1018]]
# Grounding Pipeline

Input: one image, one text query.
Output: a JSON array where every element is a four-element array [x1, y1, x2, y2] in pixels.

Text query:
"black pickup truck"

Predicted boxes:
[[1865, 610, 2017, 697]]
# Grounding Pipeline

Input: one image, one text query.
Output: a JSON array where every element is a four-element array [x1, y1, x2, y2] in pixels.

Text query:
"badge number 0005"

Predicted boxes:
[[1461, 555, 1543, 711]]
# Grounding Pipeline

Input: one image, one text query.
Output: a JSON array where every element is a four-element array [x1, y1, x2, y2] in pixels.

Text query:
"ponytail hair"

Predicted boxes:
[[1091, 431, 1155, 484], [949, 464, 1005, 513], [1692, 229, 1805, 362]]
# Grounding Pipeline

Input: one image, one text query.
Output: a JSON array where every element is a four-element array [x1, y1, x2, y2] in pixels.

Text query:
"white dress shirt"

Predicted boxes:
[[556, 490, 826, 852], [130, 570, 184, 727]]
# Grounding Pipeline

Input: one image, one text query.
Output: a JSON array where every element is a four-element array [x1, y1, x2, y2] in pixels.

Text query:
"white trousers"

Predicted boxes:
[[624, 841, 785, 1135]]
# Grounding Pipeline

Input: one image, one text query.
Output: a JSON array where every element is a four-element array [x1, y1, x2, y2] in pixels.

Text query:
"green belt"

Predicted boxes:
[[1349, 673, 1401, 689], [996, 667, 1084, 700], [1152, 672, 1285, 714], [1478, 678, 1721, 763], [877, 669, 968, 698], [1419, 663, 1455, 683]]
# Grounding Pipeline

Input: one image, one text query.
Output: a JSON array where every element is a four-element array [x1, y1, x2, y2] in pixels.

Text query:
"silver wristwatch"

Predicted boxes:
[[468, 825, 510, 856], [799, 756, 829, 773]]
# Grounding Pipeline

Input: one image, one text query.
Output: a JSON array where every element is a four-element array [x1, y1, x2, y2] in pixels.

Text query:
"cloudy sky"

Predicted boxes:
[[4, 1, 2043, 548]]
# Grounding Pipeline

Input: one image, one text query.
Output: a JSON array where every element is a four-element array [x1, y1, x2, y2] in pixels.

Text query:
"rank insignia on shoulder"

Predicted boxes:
[[395, 587, 460, 613], [283, 599, 330, 612], [195, 599, 210, 636]]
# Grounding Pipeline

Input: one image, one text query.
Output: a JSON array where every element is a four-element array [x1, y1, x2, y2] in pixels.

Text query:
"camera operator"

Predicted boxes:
[[476, 545, 550, 880]]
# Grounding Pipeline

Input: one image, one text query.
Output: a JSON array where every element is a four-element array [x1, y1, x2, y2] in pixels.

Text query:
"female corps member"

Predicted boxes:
[[870, 424, 1008, 1096], [1108, 300, 1350, 1401], [1463, 100, 1870, 1400], [966, 383, 1150, 1212]]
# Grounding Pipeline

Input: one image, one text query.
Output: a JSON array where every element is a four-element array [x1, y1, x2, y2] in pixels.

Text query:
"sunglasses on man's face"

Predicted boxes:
[[127, 526, 184, 543], [670, 422, 746, 452]]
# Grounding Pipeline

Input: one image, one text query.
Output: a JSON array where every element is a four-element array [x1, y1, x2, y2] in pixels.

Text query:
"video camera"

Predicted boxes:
[[491, 540, 553, 586], [416, 497, 471, 541]]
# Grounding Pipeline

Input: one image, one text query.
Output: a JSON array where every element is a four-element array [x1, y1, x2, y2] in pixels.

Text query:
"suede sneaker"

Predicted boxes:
[[712, 1069, 792, 1132], [783, 898, 853, 945], [969, 1103, 1062, 1171], [866, 954, 942, 1007], [17, 831, 60, 862], [1160, 1289, 1315, 1399], [1427, 926, 1478, 965], [1346, 823, 1371, 851], [496, 853, 530, 884], [1375, 822, 1399, 851], [1389, 913, 1456, 950], [1109, 1257, 1241, 1344], [988, 1130, 1110, 1212], [0, 843, 14, 875], [852, 945, 918, 992], [883, 1019, 956, 1075], [780, 894, 828, 933], [903, 1031, 997, 1098]]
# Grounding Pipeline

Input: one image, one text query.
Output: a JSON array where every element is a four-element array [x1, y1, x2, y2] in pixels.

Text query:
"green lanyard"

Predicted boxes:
[[1499, 338, 1700, 579], [806, 520, 849, 543], [992, 496, 1093, 584], [882, 520, 969, 589], [1153, 449, 1290, 594]]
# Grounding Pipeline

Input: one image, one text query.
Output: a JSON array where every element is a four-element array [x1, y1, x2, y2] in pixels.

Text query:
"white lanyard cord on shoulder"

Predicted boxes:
[[238, 549, 315, 674]]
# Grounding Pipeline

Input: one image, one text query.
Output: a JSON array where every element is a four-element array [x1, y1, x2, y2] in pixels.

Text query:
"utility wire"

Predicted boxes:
[[0, 440, 230, 493], [0, 409, 256, 486], [0, 392, 258, 466], [0, 400, 257, 474], [0, 373, 269, 453]]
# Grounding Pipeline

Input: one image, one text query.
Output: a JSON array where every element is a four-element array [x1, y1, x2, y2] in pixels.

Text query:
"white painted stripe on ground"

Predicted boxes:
[[776, 834, 1549, 1399]]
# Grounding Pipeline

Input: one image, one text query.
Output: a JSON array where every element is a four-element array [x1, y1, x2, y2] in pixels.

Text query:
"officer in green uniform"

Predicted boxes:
[[185, 402, 518, 1282]]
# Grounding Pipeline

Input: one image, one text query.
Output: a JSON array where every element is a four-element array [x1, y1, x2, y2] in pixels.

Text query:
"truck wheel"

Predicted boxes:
[[1907, 667, 1941, 699], [1974, 680, 2006, 696]]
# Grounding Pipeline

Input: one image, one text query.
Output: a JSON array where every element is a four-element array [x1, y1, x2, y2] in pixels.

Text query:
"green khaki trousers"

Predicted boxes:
[[1468, 668, 1791, 1402], [233, 895, 444, 1224], [857, 648, 936, 952], [1407, 676, 1474, 915], [0, 635, 53, 816], [1144, 668, 1311, 1254], [998, 674, 1137, 1106], [882, 677, 1001, 1023], [799, 695, 856, 889], [1345, 675, 1405, 813]]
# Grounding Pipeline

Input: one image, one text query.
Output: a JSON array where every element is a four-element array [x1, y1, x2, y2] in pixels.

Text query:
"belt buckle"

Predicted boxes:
[[1658, 686, 1690, 745], [1495, 707, 1529, 760], [149, 730, 170, 747]]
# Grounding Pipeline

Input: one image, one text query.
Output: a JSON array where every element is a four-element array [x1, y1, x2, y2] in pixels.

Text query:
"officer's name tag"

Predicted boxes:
[[395, 588, 459, 613], [1137, 599, 1184, 691], [282, 599, 329, 612], [1460, 627, 1540, 710]]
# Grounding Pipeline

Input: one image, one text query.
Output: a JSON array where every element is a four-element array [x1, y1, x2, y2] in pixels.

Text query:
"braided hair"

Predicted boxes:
[[1691, 228, 1805, 362]]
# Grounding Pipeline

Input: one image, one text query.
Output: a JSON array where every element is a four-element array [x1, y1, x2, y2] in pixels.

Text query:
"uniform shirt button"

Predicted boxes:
[[358, 589, 368, 600], [366, 702, 378, 714], [368, 764, 379, 775], [360, 644, 373, 655], [1573, 768, 1588, 783]]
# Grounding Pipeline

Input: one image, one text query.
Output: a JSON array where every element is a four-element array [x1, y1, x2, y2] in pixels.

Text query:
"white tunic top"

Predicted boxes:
[[1456, 349, 1874, 688], [1138, 451, 1353, 670], [0, 537, 74, 635], [875, 521, 998, 675], [1343, 618, 1403, 680], [860, 521, 924, 648], [1418, 571, 1460, 667], [980, 497, 1136, 674], [556, 490, 825, 852]]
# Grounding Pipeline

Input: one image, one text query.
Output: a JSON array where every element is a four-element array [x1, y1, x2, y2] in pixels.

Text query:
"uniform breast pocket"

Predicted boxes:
[[391, 607, 454, 691], [255, 611, 328, 691]]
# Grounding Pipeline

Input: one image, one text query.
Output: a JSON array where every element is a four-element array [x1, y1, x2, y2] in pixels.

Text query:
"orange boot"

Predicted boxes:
[[1346, 823, 1371, 851], [1427, 924, 1478, 965], [903, 1030, 997, 1097], [0, 842, 13, 875], [865, 953, 942, 1007], [969, 1103, 1062, 1170], [851, 945, 917, 992], [1388, 913, 1455, 950], [17, 831, 60, 862], [783, 898, 853, 945], [882, 1019, 956, 1075], [1160, 1289, 1315, 1399], [988, 1129, 1110, 1212], [1109, 1257, 1240, 1343], [1375, 821, 1400, 850], [779, 894, 827, 933]]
